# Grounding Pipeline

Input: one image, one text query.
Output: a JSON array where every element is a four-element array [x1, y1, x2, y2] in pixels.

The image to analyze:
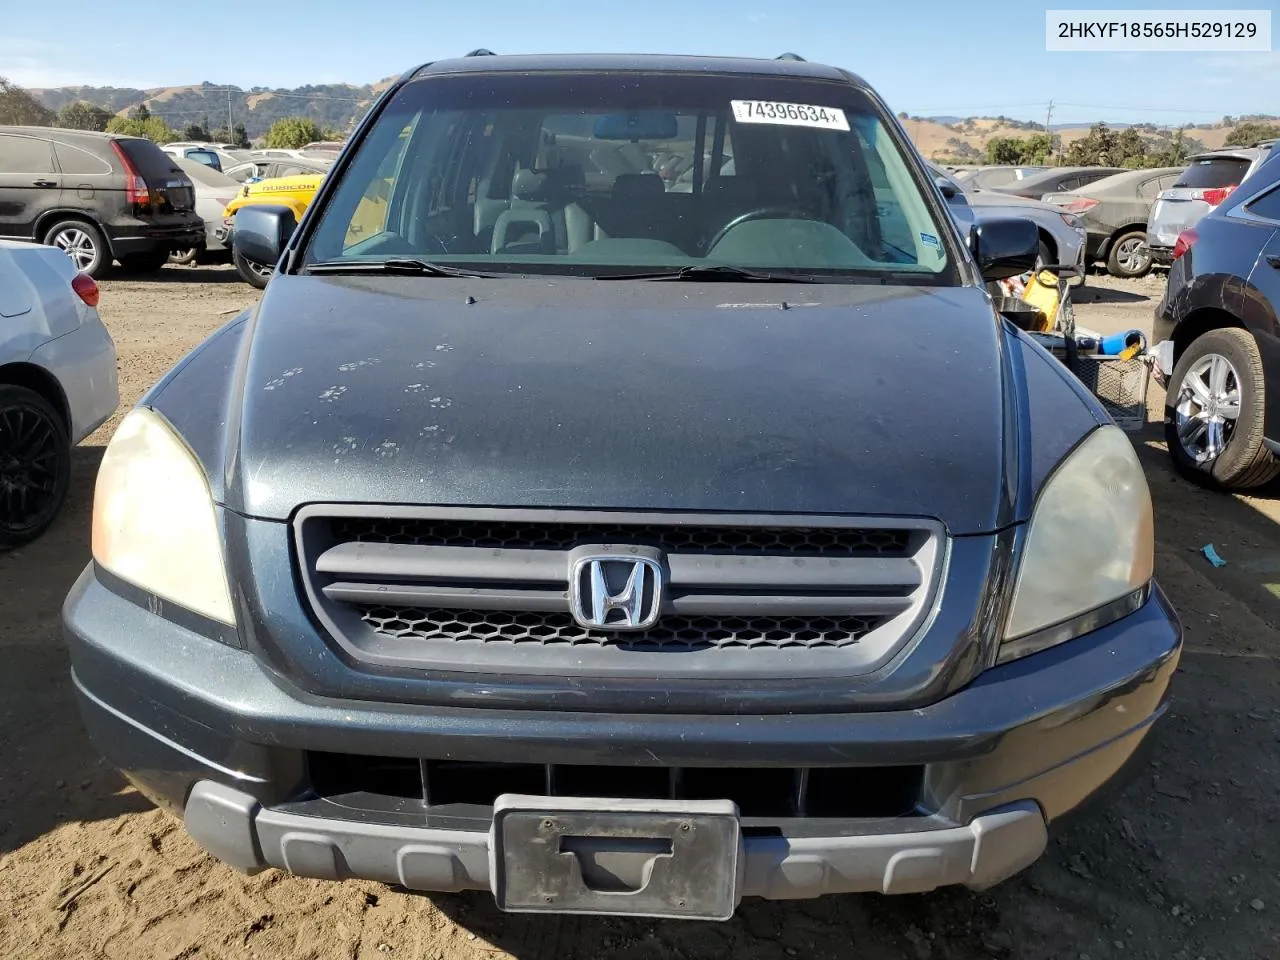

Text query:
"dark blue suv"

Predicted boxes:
[[64, 52, 1180, 921]]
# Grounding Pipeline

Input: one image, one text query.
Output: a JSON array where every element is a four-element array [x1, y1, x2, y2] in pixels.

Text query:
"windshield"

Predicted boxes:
[[301, 72, 954, 281]]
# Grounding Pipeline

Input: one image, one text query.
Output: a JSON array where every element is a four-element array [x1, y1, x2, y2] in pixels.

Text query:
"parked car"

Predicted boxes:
[[927, 163, 1087, 280], [69, 52, 1179, 919], [221, 171, 328, 286], [0, 126, 204, 278], [986, 166, 1124, 201], [167, 157, 241, 265], [1150, 145, 1280, 489], [0, 239, 118, 548], [1145, 145, 1275, 267], [952, 165, 1049, 190], [223, 157, 332, 184], [1041, 167, 1185, 278]]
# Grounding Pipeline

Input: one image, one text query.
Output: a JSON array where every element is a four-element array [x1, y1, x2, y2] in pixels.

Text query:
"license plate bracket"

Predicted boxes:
[[491, 794, 741, 920]]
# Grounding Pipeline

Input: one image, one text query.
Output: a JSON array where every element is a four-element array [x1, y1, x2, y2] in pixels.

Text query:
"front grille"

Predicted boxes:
[[332, 517, 913, 557], [308, 752, 924, 821], [358, 606, 883, 650], [295, 507, 945, 680]]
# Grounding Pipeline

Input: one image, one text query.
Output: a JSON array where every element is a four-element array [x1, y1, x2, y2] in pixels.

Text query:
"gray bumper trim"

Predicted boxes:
[[184, 781, 1048, 902]]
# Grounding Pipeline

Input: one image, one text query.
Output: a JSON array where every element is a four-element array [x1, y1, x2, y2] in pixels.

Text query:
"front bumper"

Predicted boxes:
[[65, 563, 1181, 902]]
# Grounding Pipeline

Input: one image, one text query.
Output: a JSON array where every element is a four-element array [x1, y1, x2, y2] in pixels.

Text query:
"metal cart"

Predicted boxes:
[[997, 265, 1151, 432]]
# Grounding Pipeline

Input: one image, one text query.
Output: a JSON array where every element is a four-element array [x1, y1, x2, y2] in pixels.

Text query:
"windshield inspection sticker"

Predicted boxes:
[[920, 233, 940, 247], [731, 100, 850, 131]]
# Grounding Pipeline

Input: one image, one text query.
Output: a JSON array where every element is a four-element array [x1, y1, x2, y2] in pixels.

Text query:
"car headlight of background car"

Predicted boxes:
[[91, 407, 237, 626], [1000, 425, 1154, 663]]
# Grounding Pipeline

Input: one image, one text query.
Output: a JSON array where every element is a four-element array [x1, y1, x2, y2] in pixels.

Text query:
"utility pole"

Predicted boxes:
[[1044, 99, 1055, 164], [227, 88, 234, 141]]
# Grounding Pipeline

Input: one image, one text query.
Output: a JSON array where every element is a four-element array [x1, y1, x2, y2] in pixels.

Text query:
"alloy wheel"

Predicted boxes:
[[51, 227, 97, 271], [1174, 353, 1241, 463], [0, 404, 62, 535], [1115, 236, 1149, 274]]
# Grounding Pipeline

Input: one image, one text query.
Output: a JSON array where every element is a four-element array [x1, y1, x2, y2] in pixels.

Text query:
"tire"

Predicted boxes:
[[119, 250, 170, 274], [233, 246, 273, 289], [168, 247, 198, 266], [43, 219, 110, 278], [1164, 327, 1280, 490], [0, 385, 72, 551], [1106, 230, 1152, 279]]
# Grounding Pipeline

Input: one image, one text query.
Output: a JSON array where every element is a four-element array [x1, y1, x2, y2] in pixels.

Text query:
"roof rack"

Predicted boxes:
[[465, 48, 496, 57], [775, 52, 806, 61]]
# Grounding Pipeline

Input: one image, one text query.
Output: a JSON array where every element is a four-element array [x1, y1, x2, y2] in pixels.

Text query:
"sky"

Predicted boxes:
[[1, 0, 1276, 125]]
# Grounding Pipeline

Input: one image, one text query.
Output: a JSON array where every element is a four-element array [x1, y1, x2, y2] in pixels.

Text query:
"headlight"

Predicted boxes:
[[91, 407, 236, 626], [1001, 426, 1153, 662]]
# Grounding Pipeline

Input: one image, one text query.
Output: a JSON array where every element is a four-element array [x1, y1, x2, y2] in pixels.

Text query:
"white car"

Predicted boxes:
[[927, 163, 1088, 281], [0, 240, 119, 549], [169, 157, 242, 264]]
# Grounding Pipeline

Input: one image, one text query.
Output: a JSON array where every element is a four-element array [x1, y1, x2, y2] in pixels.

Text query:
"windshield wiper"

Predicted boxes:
[[596, 264, 825, 283], [305, 258, 498, 278]]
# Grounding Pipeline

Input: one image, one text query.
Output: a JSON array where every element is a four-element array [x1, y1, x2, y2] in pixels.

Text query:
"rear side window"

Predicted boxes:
[[54, 142, 111, 176], [1137, 177, 1163, 199], [113, 138, 183, 181], [1175, 157, 1250, 189], [1244, 186, 1280, 222], [0, 135, 54, 174]]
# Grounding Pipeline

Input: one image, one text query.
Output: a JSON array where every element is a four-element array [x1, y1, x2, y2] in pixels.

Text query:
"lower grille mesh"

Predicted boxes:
[[358, 605, 884, 650]]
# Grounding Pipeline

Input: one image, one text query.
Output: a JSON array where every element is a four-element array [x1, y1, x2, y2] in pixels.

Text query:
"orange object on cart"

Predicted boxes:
[[1018, 269, 1062, 332]]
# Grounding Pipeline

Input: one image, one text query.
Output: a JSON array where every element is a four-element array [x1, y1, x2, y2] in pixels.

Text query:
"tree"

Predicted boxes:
[[1224, 121, 1280, 147], [1065, 122, 1119, 166], [263, 117, 324, 149], [57, 100, 112, 131], [985, 137, 1025, 165], [1116, 128, 1147, 166], [0, 77, 55, 126], [130, 102, 151, 121], [182, 120, 212, 141], [210, 123, 250, 148], [105, 115, 177, 142]]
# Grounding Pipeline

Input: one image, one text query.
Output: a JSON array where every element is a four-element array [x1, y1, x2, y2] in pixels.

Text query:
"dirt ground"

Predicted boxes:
[[1, 265, 1278, 960]]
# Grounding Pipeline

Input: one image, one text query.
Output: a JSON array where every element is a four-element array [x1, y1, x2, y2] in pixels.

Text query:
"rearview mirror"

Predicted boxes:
[[934, 175, 958, 200], [972, 217, 1039, 281], [233, 205, 297, 269], [593, 112, 679, 141]]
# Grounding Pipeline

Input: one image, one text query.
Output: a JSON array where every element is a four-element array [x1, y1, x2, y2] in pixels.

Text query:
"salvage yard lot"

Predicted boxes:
[[1, 267, 1278, 960]]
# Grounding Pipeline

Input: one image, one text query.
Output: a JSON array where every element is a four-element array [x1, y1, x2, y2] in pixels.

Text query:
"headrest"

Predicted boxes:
[[511, 168, 549, 201]]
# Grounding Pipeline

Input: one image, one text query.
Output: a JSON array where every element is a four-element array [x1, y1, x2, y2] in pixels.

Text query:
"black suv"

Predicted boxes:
[[0, 126, 204, 277], [66, 53, 1180, 920], [1153, 145, 1280, 489]]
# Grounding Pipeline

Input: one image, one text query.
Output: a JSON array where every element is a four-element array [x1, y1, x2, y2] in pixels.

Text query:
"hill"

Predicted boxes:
[[25, 79, 1278, 153], [29, 80, 396, 139]]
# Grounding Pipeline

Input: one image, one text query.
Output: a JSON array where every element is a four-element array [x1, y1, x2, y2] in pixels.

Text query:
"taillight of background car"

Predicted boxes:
[[1062, 197, 1099, 214], [1192, 185, 1236, 207], [71, 272, 100, 307], [1172, 228, 1199, 260], [108, 140, 152, 209]]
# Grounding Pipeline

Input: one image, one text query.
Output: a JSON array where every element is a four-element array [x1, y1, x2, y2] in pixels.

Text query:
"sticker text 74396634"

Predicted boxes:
[[730, 100, 850, 131]]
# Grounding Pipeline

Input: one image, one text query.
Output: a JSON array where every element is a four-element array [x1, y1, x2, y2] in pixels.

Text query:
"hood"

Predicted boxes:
[[226, 276, 1018, 534]]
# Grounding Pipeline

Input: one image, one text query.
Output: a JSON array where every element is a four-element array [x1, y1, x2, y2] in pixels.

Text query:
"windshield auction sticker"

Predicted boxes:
[[1045, 9, 1271, 51], [731, 101, 850, 131]]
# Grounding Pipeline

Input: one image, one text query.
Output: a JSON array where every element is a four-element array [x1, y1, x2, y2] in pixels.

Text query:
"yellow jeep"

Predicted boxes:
[[224, 171, 394, 287]]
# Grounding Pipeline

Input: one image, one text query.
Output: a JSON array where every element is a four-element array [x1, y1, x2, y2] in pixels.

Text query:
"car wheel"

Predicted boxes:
[[1164, 327, 1280, 489], [1106, 231, 1152, 279], [168, 247, 198, 266], [119, 251, 170, 274], [233, 246, 273, 289], [0, 385, 72, 551], [43, 219, 109, 278]]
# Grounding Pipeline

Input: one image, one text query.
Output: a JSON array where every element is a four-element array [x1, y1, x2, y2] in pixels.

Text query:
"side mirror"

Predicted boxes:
[[972, 217, 1039, 281], [233, 205, 297, 268], [934, 175, 958, 200]]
